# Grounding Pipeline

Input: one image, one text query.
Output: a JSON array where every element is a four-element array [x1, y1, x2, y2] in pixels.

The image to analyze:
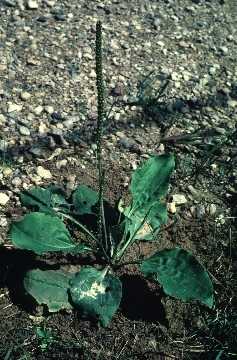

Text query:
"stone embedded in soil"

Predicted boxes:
[[0, 216, 8, 227], [11, 177, 22, 187], [20, 91, 31, 101], [19, 126, 31, 136], [3, 167, 13, 177], [36, 166, 52, 179], [172, 194, 187, 205], [43, 0, 56, 6], [208, 204, 217, 216], [0, 114, 6, 124], [0, 192, 10, 205], [38, 121, 48, 134], [89, 70, 96, 78], [219, 46, 228, 55], [56, 159, 67, 169], [26, 0, 39, 9], [44, 105, 54, 114], [8, 103, 22, 113], [63, 116, 78, 129], [33, 105, 43, 115], [168, 202, 176, 214], [228, 100, 237, 108]]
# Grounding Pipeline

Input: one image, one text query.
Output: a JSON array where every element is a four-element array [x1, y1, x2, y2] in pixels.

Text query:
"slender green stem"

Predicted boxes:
[[114, 205, 154, 262], [58, 211, 111, 263], [56, 211, 98, 242], [95, 20, 109, 257]]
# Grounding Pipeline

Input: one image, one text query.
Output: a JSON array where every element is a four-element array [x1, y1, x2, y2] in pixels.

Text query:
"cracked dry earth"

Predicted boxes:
[[0, 0, 237, 359]]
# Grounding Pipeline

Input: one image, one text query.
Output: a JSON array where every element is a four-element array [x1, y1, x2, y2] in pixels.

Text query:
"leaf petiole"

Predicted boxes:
[[56, 211, 97, 242]]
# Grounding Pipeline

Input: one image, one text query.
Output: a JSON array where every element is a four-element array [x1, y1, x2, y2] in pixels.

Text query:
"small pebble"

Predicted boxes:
[[34, 105, 43, 115], [172, 194, 187, 205], [19, 126, 31, 136], [12, 177, 22, 187], [168, 202, 176, 214], [8, 103, 22, 113], [3, 168, 13, 176], [20, 92, 31, 101], [44, 105, 54, 115], [56, 159, 67, 169], [0, 216, 8, 227], [37, 166, 52, 179], [0, 192, 10, 206], [27, 0, 38, 9], [208, 204, 217, 216]]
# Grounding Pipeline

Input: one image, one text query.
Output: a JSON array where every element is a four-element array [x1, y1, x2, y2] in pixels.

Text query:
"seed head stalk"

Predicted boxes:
[[95, 21, 108, 258]]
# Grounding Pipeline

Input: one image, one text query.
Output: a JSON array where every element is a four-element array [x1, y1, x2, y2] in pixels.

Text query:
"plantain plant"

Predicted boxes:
[[8, 21, 214, 326]]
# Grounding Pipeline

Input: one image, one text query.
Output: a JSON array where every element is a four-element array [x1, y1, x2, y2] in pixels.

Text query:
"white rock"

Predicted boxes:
[[33, 105, 43, 115], [63, 117, 78, 129], [20, 91, 31, 101], [0, 64, 7, 71], [36, 166, 52, 179], [27, 0, 38, 9], [131, 162, 137, 170], [0, 192, 10, 205], [30, 175, 42, 185], [56, 159, 67, 169], [8, 103, 23, 113], [228, 100, 237, 108], [43, 0, 56, 6], [12, 177, 22, 187], [19, 126, 31, 136], [210, 163, 218, 171], [0, 216, 8, 227], [0, 114, 6, 124], [208, 204, 217, 216], [168, 202, 176, 214], [44, 105, 54, 114], [38, 121, 48, 134], [220, 46, 228, 55], [172, 194, 187, 205], [157, 143, 165, 153], [3, 167, 13, 176], [171, 72, 180, 81], [89, 70, 96, 78]]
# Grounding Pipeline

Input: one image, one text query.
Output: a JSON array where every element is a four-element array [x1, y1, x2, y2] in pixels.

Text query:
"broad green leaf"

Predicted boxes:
[[69, 267, 122, 326], [24, 269, 73, 312], [10, 212, 87, 254], [124, 202, 168, 241], [140, 247, 214, 308], [130, 154, 175, 208], [20, 186, 70, 214], [72, 185, 98, 215], [47, 185, 70, 211], [20, 187, 53, 213], [121, 155, 175, 241]]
